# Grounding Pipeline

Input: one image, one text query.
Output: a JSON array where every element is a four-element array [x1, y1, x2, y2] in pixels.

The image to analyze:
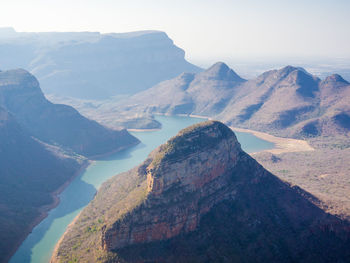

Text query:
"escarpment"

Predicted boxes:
[[102, 121, 241, 250], [52, 121, 350, 263]]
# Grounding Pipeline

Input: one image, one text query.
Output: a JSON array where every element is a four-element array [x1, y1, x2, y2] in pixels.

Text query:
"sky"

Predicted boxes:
[[0, 0, 349, 65]]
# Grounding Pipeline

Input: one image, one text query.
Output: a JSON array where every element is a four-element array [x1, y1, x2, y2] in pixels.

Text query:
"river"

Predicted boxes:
[[10, 115, 274, 263]]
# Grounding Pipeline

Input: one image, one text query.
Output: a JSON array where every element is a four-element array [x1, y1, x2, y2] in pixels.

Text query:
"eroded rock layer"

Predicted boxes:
[[52, 121, 350, 263]]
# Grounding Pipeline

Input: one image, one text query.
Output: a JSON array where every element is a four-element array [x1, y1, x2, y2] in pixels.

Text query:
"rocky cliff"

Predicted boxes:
[[52, 121, 350, 263], [0, 69, 139, 157], [0, 28, 201, 99]]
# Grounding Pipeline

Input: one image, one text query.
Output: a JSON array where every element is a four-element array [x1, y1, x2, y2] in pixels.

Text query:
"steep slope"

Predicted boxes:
[[0, 69, 139, 157], [219, 66, 350, 137], [0, 106, 83, 263], [101, 63, 350, 137], [0, 28, 201, 99], [218, 66, 320, 134], [52, 121, 350, 263], [96, 62, 245, 127], [296, 74, 350, 136]]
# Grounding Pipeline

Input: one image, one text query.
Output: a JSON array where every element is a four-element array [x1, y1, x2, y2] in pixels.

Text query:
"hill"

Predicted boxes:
[[103, 63, 350, 138], [0, 69, 139, 157], [52, 121, 350, 263], [0, 106, 83, 263], [219, 65, 350, 138]]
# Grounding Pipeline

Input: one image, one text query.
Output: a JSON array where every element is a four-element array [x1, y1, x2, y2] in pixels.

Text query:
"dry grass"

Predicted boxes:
[[253, 135, 350, 219]]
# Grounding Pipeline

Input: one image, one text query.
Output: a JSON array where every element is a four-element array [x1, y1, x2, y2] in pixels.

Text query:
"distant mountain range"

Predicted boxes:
[[0, 27, 201, 99], [52, 121, 350, 263], [108, 62, 350, 138]]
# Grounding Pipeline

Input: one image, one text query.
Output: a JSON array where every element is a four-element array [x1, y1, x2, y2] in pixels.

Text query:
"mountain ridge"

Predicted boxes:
[[101, 62, 350, 138], [0, 68, 139, 157]]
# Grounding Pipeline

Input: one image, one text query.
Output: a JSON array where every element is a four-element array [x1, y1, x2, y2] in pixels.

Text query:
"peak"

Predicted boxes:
[[200, 62, 245, 82], [0, 68, 36, 82], [0, 68, 31, 76], [278, 65, 310, 76], [151, 121, 238, 168], [176, 120, 233, 138], [209, 62, 230, 71], [324, 74, 349, 84], [0, 69, 40, 91], [280, 65, 298, 72]]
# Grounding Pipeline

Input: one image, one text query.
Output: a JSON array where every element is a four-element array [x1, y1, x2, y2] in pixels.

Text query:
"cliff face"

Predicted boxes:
[[0, 28, 201, 99], [102, 121, 241, 250], [52, 121, 350, 263], [0, 69, 139, 157]]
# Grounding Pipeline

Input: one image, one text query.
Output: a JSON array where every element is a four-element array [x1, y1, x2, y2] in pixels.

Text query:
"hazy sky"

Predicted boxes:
[[1, 0, 349, 64]]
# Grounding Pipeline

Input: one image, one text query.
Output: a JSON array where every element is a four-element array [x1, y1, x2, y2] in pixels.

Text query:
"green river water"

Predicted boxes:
[[10, 115, 274, 263]]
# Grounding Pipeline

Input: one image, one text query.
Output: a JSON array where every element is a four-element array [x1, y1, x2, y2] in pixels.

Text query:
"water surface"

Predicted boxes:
[[10, 115, 273, 263]]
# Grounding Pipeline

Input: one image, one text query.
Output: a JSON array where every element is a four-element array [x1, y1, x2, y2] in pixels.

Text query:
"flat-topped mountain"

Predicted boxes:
[[0, 28, 201, 99], [0, 106, 83, 263], [52, 121, 350, 263], [0, 69, 139, 157]]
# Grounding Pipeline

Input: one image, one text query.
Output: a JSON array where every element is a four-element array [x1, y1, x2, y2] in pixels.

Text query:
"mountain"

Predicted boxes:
[[0, 106, 83, 263], [132, 62, 245, 115], [219, 66, 350, 137], [0, 69, 139, 157], [105, 63, 350, 138], [96, 62, 245, 127], [51, 121, 350, 263], [0, 28, 201, 99]]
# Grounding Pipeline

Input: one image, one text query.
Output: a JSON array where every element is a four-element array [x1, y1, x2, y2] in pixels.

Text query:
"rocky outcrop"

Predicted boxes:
[[0, 69, 139, 157], [102, 121, 241, 250], [52, 121, 350, 263]]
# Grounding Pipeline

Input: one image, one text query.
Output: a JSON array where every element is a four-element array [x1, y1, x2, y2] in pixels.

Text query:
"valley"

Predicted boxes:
[[0, 23, 349, 263], [55, 62, 350, 221]]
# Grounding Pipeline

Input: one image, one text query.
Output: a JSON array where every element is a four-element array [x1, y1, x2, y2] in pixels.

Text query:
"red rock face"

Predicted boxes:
[[102, 125, 241, 251]]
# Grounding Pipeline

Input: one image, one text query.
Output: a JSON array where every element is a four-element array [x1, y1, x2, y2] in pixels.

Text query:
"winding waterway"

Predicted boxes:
[[10, 115, 274, 263]]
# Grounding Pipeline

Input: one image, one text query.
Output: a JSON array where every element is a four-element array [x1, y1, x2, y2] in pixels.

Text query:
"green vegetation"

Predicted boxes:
[[53, 164, 149, 262], [151, 121, 234, 169]]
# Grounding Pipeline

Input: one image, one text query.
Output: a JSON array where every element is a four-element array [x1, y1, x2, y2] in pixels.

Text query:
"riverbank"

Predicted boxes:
[[130, 113, 314, 155], [7, 160, 90, 263], [50, 210, 82, 263], [88, 140, 140, 160], [230, 126, 314, 154], [127, 128, 161, 132]]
